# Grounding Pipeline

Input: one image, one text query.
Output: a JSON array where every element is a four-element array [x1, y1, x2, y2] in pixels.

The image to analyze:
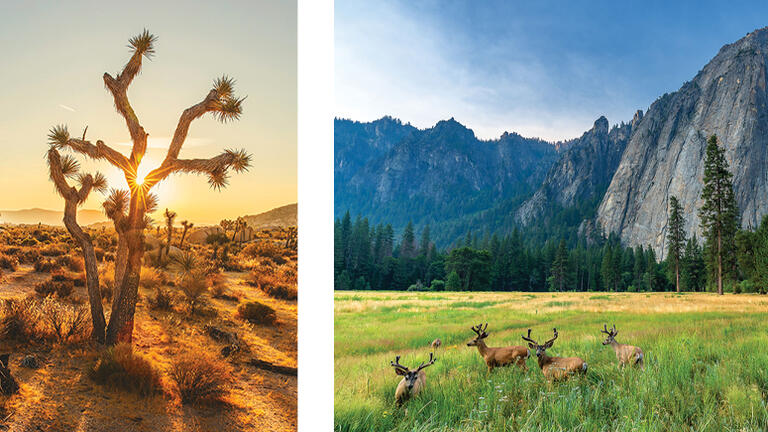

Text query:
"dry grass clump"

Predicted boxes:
[[149, 287, 175, 311], [0, 298, 39, 342], [39, 243, 68, 257], [39, 297, 89, 343], [0, 254, 19, 272], [237, 301, 277, 326], [178, 269, 208, 312], [170, 352, 233, 404], [0, 297, 88, 343], [140, 266, 165, 290], [56, 255, 84, 272], [34, 272, 74, 298], [9, 247, 40, 264], [240, 241, 287, 264], [246, 265, 297, 300], [90, 343, 162, 396], [34, 258, 61, 273]]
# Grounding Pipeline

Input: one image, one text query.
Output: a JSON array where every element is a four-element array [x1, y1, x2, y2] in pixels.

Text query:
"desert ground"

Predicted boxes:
[[335, 291, 768, 431], [0, 223, 297, 432]]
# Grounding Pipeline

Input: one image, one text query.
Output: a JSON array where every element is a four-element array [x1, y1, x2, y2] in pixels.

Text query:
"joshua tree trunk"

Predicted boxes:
[[51, 30, 252, 345], [46, 148, 107, 343]]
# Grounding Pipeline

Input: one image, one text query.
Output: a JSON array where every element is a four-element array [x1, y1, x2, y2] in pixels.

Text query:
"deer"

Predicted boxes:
[[467, 323, 530, 372], [521, 328, 587, 380], [600, 324, 644, 368], [390, 353, 436, 405], [430, 338, 441, 349]]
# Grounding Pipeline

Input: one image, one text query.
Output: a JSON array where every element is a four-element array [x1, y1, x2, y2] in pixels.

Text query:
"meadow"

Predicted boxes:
[[335, 291, 768, 431]]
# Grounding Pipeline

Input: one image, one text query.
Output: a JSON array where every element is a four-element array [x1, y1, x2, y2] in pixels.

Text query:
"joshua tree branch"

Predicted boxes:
[[63, 138, 131, 172], [166, 89, 219, 160], [143, 148, 251, 190]]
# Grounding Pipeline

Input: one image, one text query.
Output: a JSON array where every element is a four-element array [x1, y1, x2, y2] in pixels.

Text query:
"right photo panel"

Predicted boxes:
[[334, 2, 768, 431]]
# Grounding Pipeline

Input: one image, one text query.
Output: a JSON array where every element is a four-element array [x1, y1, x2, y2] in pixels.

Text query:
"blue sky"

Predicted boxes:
[[336, 1, 768, 141]]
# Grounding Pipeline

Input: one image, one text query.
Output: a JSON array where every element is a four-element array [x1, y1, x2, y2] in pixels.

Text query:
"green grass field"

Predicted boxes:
[[334, 291, 768, 431]]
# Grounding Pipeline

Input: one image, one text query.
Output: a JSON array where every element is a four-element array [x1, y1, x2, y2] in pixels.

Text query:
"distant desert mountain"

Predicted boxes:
[[242, 203, 297, 229], [0, 208, 107, 226]]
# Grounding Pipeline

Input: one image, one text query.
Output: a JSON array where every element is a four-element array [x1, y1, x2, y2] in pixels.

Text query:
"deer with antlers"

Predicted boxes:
[[521, 328, 587, 380], [467, 323, 529, 372], [390, 353, 436, 405], [600, 324, 644, 368]]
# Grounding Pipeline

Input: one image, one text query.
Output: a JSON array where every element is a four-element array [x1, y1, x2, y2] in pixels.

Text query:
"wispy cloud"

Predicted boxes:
[[58, 104, 76, 112]]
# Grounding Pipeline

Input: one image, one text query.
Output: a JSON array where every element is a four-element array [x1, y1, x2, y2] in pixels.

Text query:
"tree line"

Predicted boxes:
[[335, 135, 768, 294]]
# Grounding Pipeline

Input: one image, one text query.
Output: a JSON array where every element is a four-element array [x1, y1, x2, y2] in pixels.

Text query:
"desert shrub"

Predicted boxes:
[[35, 275, 74, 298], [205, 232, 229, 245], [276, 265, 298, 285], [0, 254, 18, 272], [39, 243, 68, 257], [0, 298, 40, 342], [261, 283, 297, 301], [90, 343, 161, 396], [241, 241, 286, 264], [208, 272, 228, 298], [149, 287, 174, 310], [237, 301, 277, 325], [34, 258, 61, 273], [71, 272, 86, 287], [16, 248, 40, 264], [140, 266, 165, 290], [170, 352, 233, 404], [64, 255, 84, 272], [178, 269, 208, 312], [39, 297, 89, 343]]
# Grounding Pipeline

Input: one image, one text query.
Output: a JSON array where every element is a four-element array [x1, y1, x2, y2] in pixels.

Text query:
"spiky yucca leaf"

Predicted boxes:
[[59, 154, 80, 178], [48, 125, 70, 148], [91, 172, 108, 193], [128, 29, 157, 59], [213, 75, 235, 99], [214, 96, 245, 123], [142, 215, 155, 230], [224, 148, 251, 173], [144, 193, 159, 214], [103, 189, 130, 219], [207, 169, 229, 191]]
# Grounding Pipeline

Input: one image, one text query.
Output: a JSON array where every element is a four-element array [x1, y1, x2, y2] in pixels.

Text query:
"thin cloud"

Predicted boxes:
[[58, 104, 76, 112]]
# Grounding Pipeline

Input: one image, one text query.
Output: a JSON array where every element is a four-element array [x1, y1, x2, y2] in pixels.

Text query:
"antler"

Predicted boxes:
[[544, 328, 559, 346], [601, 324, 611, 335], [612, 324, 618, 336], [390, 355, 408, 372], [416, 353, 436, 372], [521, 328, 537, 344]]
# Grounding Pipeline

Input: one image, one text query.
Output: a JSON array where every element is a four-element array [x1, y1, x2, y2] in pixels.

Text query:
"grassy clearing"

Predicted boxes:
[[335, 291, 768, 431]]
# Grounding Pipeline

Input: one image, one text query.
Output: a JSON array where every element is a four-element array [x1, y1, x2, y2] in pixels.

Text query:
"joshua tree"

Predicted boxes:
[[46, 145, 108, 342], [164, 208, 177, 259], [178, 220, 194, 248], [49, 30, 251, 344], [233, 217, 248, 243], [220, 219, 234, 240]]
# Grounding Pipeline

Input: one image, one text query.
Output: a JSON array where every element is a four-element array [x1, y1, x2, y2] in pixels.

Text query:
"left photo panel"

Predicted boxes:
[[0, 1, 297, 431]]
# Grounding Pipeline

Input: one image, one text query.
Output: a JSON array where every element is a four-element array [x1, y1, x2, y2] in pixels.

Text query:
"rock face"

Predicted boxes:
[[597, 28, 768, 254], [335, 117, 560, 228], [516, 115, 636, 226]]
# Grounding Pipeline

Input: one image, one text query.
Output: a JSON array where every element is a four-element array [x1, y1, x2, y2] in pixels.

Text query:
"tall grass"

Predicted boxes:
[[334, 292, 768, 431]]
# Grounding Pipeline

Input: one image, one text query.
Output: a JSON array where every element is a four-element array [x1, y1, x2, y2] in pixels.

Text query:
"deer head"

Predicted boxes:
[[600, 324, 618, 345], [467, 323, 489, 346], [521, 328, 558, 358], [390, 353, 436, 392]]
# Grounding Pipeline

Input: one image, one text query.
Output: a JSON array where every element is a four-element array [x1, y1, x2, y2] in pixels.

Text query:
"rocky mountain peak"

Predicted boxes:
[[593, 116, 609, 134]]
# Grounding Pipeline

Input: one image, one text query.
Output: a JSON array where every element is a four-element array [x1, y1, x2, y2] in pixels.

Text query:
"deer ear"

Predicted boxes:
[[527, 343, 534, 349], [394, 368, 407, 376]]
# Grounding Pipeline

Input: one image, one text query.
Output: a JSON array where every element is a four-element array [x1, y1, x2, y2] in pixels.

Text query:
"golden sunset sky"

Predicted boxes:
[[0, 0, 296, 225]]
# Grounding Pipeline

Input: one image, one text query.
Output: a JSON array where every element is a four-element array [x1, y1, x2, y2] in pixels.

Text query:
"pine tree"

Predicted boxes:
[[681, 235, 705, 292], [549, 239, 568, 292], [666, 196, 686, 292], [699, 135, 739, 295], [400, 221, 416, 259]]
